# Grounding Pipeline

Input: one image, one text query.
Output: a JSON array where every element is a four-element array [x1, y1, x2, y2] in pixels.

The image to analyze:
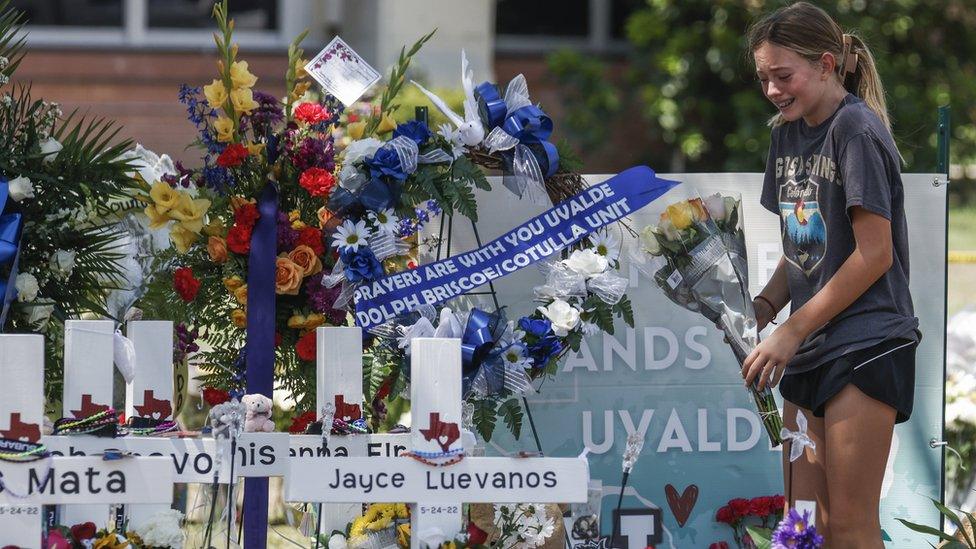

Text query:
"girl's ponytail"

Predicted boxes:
[[842, 33, 892, 133]]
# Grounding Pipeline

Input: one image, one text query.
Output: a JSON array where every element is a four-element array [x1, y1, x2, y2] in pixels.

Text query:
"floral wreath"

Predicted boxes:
[[136, 2, 634, 440]]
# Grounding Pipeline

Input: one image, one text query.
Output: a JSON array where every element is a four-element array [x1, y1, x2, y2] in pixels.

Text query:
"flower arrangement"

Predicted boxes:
[[635, 190, 783, 445], [746, 508, 823, 549], [325, 502, 555, 549], [713, 494, 786, 548], [43, 512, 185, 548], [0, 3, 146, 406]]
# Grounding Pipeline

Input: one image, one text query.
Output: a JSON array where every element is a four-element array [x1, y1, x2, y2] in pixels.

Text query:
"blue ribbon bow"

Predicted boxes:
[[460, 308, 509, 397], [475, 81, 559, 179], [0, 176, 24, 328], [328, 178, 401, 219]]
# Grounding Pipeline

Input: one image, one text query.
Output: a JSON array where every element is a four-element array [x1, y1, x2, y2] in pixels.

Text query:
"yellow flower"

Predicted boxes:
[[397, 523, 410, 548], [394, 503, 409, 519], [294, 57, 308, 80], [203, 78, 228, 109], [347, 121, 366, 140], [290, 81, 311, 102], [149, 181, 180, 212], [349, 515, 370, 540], [223, 275, 244, 292], [230, 87, 259, 114], [170, 224, 200, 254], [144, 204, 170, 230], [203, 217, 226, 237], [289, 210, 301, 223], [231, 308, 247, 328], [377, 112, 397, 133], [246, 142, 266, 157], [441, 542, 456, 549], [94, 532, 130, 549], [169, 194, 212, 234], [230, 60, 258, 89], [214, 116, 235, 143], [666, 201, 694, 231]]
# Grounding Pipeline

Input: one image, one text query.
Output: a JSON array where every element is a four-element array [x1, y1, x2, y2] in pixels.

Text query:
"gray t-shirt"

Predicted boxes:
[[760, 94, 919, 375]]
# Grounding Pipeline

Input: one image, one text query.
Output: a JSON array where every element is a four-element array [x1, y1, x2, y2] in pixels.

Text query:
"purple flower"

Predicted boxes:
[[248, 90, 283, 136], [305, 273, 347, 324], [174, 323, 200, 362], [289, 136, 336, 172], [772, 509, 824, 549], [277, 211, 299, 250]]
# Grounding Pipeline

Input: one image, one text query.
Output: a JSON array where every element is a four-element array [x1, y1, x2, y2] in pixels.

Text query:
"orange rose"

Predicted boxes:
[[275, 257, 304, 295], [317, 206, 333, 229], [234, 284, 248, 305], [230, 195, 256, 211], [231, 309, 247, 328], [207, 236, 229, 263], [288, 245, 323, 277]]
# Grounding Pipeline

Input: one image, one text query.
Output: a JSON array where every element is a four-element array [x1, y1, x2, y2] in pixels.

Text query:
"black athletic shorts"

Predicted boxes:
[[779, 338, 917, 424]]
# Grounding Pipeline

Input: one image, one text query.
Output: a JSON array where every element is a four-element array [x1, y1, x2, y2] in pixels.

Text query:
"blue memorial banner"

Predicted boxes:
[[353, 166, 680, 329]]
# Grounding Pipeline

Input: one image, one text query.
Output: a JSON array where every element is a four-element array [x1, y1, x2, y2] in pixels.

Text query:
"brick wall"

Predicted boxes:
[[17, 50, 650, 173]]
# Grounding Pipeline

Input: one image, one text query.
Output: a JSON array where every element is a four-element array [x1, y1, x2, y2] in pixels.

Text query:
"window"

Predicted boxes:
[[495, 0, 643, 54], [16, 0, 312, 50]]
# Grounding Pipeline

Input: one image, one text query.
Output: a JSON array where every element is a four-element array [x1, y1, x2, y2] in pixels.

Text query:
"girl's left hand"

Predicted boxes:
[[742, 323, 805, 391]]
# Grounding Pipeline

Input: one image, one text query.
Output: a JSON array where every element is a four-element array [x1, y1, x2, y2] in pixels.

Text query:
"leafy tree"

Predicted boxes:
[[549, 0, 974, 179]]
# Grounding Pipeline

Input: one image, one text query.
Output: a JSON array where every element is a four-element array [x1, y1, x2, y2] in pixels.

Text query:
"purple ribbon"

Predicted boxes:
[[243, 181, 277, 547]]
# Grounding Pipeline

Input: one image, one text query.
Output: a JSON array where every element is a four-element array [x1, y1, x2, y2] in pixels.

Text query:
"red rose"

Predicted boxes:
[[44, 530, 71, 549], [216, 143, 249, 168], [226, 224, 253, 255], [771, 494, 786, 514], [288, 410, 317, 434], [728, 498, 751, 520], [748, 496, 767, 517], [70, 522, 97, 542], [275, 332, 283, 347], [173, 267, 201, 302], [234, 202, 260, 229], [296, 330, 316, 361], [715, 505, 735, 525], [467, 521, 489, 545], [202, 386, 230, 406], [299, 167, 336, 198], [347, 112, 359, 123], [297, 227, 325, 256], [708, 543, 729, 549], [294, 102, 329, 125]]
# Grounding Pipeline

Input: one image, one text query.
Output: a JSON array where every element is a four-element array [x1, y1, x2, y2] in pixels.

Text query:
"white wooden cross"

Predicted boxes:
[[288, 337, 590, 549], [0, 333, 173, 548], [43, 320, 290, 535], [288, 326, 477, 537]]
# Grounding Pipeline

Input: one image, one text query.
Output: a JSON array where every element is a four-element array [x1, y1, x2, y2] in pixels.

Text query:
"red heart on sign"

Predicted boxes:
[[664, 484, 699, 527]]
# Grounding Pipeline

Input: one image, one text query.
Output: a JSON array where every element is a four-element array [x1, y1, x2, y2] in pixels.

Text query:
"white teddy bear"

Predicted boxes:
[[242, 393, 275, 433]]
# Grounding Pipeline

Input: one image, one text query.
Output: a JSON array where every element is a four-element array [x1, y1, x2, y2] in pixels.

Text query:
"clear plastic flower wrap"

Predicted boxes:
[[633, 186, 783, 446]]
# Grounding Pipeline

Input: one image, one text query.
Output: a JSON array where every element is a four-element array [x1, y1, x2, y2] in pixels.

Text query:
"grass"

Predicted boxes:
[[949, 205, 976, 251]]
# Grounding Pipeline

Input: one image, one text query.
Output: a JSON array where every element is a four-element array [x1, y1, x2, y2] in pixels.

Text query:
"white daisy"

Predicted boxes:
[[588, 230, 621, 260], [500, 343, 534, 369], [368, 208, 400, 234], [332, 219, 370, 252]]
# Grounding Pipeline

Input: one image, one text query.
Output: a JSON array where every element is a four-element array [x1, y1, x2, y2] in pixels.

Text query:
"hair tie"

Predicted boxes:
[[841, 34, 859, 76]]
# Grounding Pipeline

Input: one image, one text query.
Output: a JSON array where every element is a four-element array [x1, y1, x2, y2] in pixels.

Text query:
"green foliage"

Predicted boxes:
[[473, 397, 498, 441], [548, 1, 975, 175], [364, 29, 437, 136], [498, 397, 523, 440], [898, 497, 976, 547], [745, 526, 773, 549]]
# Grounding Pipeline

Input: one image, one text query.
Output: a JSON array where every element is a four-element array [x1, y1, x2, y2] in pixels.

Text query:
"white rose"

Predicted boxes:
[[640, 226, 662, 256], [703, 193, 725, 221], [14, 272, 39, 302], [723, 196, 738, 224], [342, 137, 384, 165], [39, 137, 62, 164], [562, 248, 608, 279], [660, 219, 680, 241], [26, 301, 55, 330], [537, 299, 581, 337], [7, 176, 34, 202], [328, 534, 349, 549], [49, 249, 77, 280]]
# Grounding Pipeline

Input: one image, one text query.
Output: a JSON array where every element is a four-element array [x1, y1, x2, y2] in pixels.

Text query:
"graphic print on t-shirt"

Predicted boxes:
[[779, 177, 827, 275]]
